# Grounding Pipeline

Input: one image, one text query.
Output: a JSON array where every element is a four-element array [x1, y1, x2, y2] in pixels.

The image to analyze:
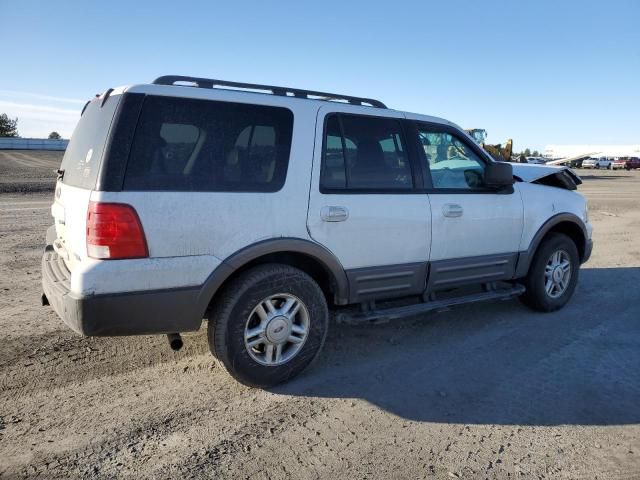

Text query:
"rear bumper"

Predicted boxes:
[[41, 245, 204, 336]]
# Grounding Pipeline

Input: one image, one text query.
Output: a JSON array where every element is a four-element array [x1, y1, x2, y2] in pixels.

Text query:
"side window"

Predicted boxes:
[[416, 127, 486, 190], [321, 114, 412, 191], [157, 123, 203, 175], [321, 116, 346, 189], [124, 96, 293, 192]]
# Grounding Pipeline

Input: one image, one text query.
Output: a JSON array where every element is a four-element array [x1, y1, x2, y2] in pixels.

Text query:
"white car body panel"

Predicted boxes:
[[51, 182, 93, 272], [427, 186, 524, 261], [306, 192, 433, 269], [95, 187, 312, 260], [517, 182, 591, 252], [70, 255, 222, 296], [511, 163, 575, 183], [306, 105, 432, 270]]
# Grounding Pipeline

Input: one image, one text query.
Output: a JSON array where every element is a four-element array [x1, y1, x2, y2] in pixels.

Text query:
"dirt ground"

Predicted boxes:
[[1, 151, 639, 479]]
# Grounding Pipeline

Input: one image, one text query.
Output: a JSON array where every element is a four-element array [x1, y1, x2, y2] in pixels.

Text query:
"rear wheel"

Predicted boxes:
[[208, 264, 328, 387], [520, 233, 580, 312]]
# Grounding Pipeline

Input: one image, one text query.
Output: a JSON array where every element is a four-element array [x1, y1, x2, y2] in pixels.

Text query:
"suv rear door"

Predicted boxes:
[[307, 106, 432, 303]]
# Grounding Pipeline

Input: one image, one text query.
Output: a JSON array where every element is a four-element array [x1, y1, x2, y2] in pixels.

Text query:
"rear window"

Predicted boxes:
[[60, 95, 120, 188], [123, 96, 294, 192]]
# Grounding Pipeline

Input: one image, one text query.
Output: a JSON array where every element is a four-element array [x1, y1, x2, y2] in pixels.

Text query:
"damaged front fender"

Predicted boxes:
[[511, 164, 582, 190]]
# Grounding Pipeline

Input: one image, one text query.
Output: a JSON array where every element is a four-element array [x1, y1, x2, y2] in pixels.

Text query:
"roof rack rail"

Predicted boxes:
[[152, 75, 387, 109]]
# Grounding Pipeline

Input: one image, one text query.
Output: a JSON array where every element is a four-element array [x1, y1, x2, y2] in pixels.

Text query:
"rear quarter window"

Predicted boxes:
[[60, 95, 120, 189], [123, 96, 294, 192]]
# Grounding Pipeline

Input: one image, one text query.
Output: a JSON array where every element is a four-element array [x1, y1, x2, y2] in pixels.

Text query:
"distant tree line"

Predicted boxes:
[[515, 148, 542, 157], [0, 113, 19, 137], [0, 114, 63, 139]]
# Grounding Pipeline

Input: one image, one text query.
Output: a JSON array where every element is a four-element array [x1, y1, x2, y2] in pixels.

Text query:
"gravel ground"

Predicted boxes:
[[1, 151, 639, 479], [0, 150, 59, 193]]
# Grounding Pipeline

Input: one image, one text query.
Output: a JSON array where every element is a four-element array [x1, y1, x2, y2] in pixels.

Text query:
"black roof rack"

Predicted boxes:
[[152, 75, 387, 109]]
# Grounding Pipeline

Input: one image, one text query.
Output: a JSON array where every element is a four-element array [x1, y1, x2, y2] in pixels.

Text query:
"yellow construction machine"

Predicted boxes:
[[465, 128, 514, 162]]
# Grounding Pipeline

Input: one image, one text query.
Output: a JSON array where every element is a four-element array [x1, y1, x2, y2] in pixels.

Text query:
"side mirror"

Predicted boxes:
[[484, 162, 514, 188]]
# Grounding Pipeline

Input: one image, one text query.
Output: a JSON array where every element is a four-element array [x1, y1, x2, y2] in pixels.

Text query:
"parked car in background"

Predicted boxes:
[[612, 158, 627, 170], [623, 157, 640, 170], [569, 158, 584, 168], [582, 157, 612, 169], [526, 157, 546, 164]]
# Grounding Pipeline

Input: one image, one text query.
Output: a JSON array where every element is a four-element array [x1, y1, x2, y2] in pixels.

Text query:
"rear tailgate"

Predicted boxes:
[[51, 92, 122, 271], [51, 182, 93, 270]]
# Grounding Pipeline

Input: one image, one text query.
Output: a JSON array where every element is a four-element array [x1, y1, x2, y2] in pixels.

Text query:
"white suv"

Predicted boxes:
[[42, 76, 593, 387], [582, 157, 612, 169]]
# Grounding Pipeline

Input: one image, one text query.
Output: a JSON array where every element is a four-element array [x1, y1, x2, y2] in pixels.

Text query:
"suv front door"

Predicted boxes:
[[409, 120, 524, 289], [307, 107, 432, 303]]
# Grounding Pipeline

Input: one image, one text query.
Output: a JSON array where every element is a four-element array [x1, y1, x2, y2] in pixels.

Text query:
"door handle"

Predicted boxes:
[[321, 206, 349, 222], [442, 203, 463, 218]]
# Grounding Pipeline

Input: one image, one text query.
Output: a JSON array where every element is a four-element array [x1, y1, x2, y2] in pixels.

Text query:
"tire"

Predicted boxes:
[[208, 264, 329, 388], [520, 233, 580, 312]]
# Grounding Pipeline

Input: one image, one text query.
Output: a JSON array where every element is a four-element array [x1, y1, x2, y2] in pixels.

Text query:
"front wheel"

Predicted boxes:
[[208, 264, 329, 387], [520, 233, 580, 312]]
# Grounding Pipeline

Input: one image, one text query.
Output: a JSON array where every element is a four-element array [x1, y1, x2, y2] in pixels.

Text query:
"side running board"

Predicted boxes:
[[336, 284, 526, 325]]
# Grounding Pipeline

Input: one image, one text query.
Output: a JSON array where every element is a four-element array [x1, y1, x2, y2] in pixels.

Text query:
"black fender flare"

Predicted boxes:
[[514, 213, 588, 278], [194, 237, 350, 317]]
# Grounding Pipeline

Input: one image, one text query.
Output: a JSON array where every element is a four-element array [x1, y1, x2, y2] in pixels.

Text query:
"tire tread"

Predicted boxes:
[[207, 264, 328, 387], [520, 232, 579, 312]]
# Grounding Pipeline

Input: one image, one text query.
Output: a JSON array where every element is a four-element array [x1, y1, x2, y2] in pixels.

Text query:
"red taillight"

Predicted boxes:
[[87, 202, 148, 259]]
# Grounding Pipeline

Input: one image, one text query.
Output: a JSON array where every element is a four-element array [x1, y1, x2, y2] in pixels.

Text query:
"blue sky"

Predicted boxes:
[[1, 0, 638, 151]]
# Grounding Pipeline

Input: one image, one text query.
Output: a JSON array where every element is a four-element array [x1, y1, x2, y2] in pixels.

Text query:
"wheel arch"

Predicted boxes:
[[514, 213, 588, 278], [195, 238, 349, 319]]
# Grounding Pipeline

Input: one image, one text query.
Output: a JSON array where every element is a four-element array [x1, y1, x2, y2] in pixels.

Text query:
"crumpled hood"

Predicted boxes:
[[512, 163, 567, 182], [511, 163, 582, 189]]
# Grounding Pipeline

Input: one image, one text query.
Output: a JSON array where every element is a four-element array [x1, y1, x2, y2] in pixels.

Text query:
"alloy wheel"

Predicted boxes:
[[544, 249, 572, 298], [244, 293, 310, 366]]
